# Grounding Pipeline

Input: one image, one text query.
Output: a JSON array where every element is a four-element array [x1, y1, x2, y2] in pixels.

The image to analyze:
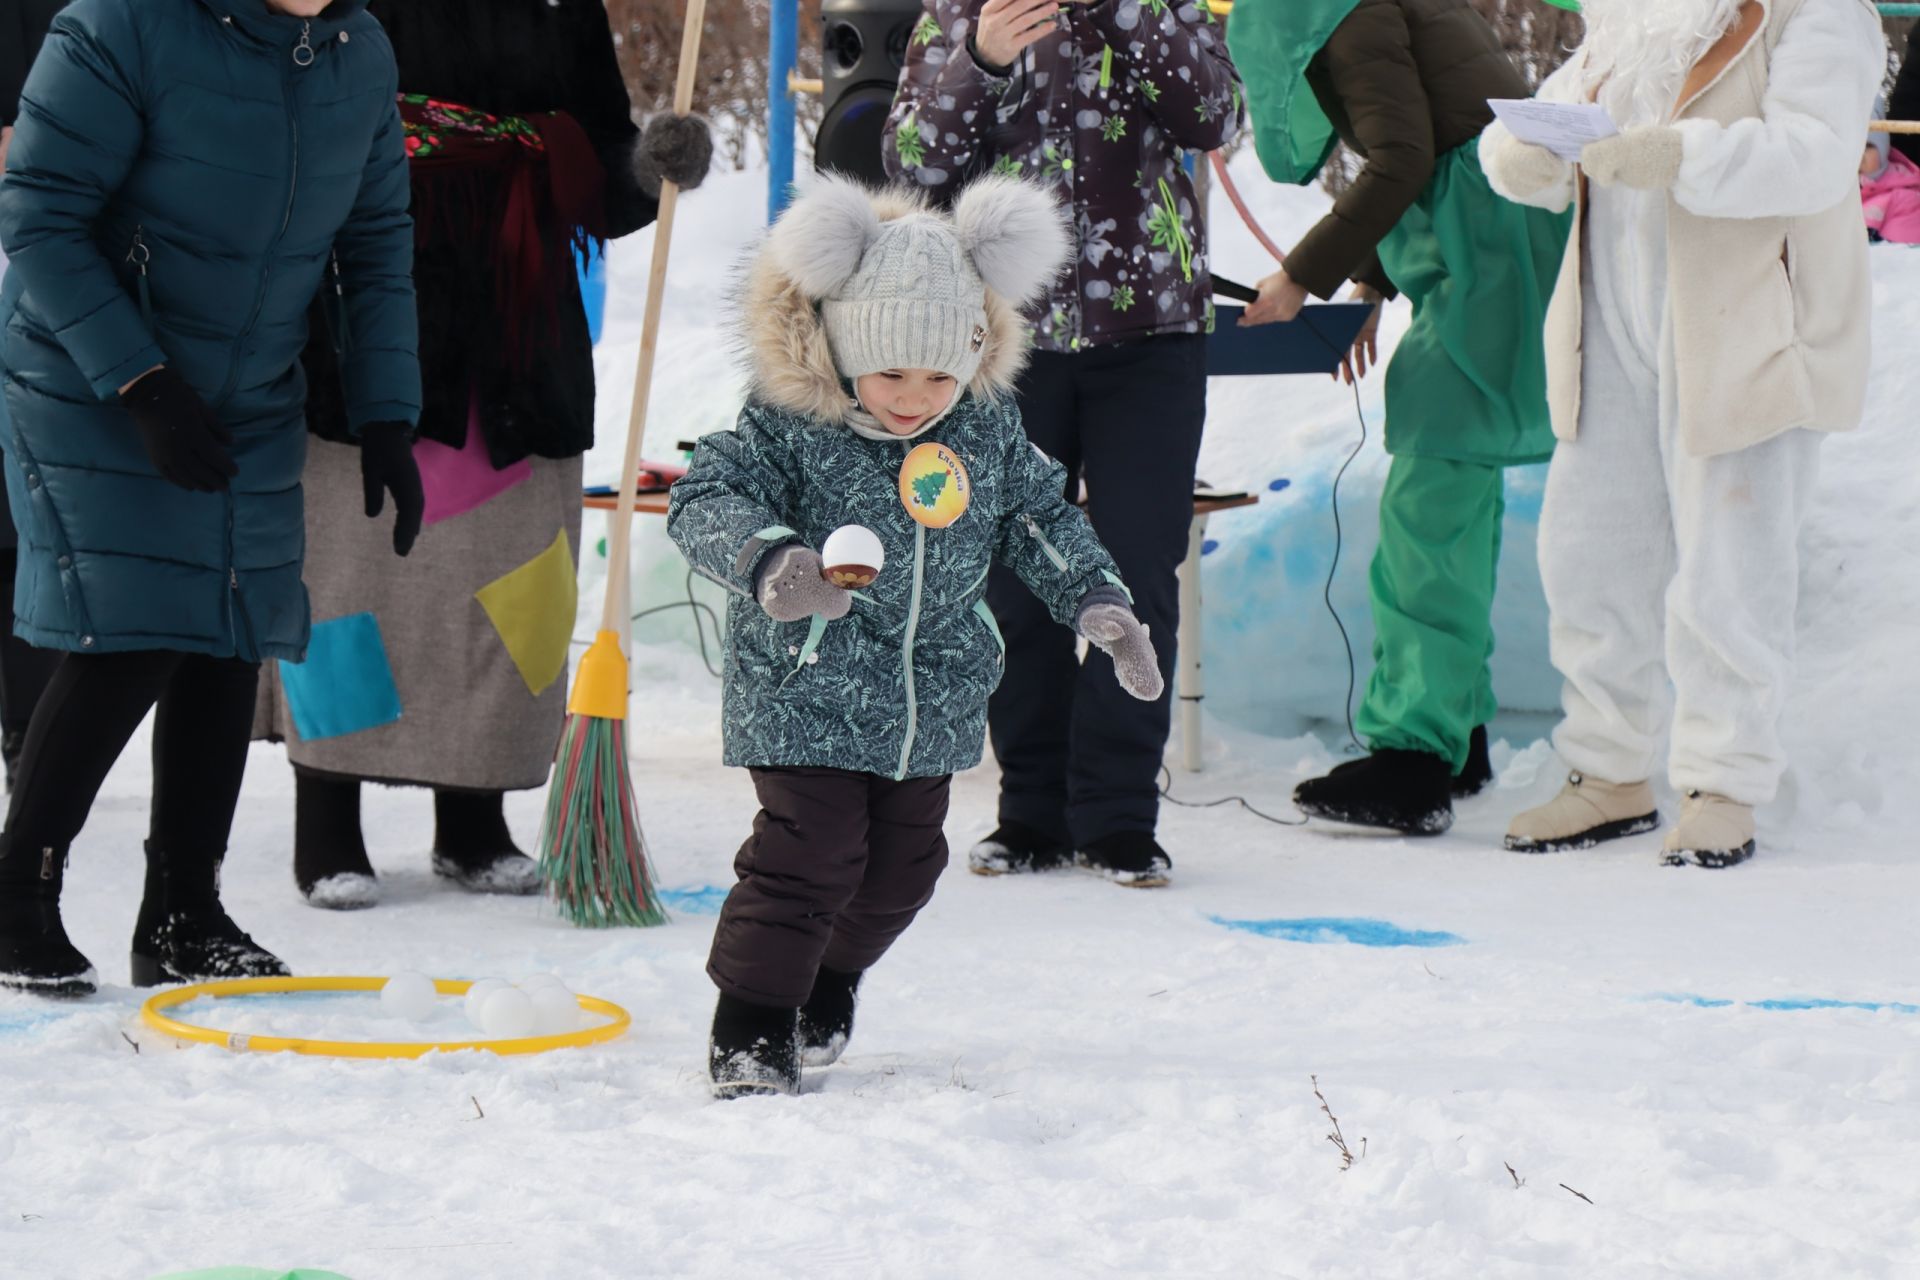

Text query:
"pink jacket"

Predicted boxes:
[[1862, 149, 1920, 244]]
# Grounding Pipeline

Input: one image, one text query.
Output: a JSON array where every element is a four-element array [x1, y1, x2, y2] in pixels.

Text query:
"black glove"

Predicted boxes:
[[120, 367, 238, 493], [634, 113, 714, 195], [359, 420, 423, 557]]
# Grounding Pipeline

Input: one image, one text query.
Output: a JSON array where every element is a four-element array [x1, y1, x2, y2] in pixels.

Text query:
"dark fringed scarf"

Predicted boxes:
[[398, 94, 607, 364]]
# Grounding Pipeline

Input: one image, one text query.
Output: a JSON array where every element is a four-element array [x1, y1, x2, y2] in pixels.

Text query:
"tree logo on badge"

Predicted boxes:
[[898, 442, 971, 529]]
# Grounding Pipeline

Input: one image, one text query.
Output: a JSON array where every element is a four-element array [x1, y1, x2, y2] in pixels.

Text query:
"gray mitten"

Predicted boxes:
[[1077, 601, 1165, 702], [755, 544, 852, 623], [635, 113, 714, 195]]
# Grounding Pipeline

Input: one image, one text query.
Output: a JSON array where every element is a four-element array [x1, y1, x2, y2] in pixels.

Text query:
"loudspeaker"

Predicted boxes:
[[814, 0, 926, 185]]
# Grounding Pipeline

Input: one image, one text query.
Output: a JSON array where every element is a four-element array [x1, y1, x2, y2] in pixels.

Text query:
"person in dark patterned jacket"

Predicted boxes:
[[669, 175, 1162, 1096], [884, 0, 1244, 888]]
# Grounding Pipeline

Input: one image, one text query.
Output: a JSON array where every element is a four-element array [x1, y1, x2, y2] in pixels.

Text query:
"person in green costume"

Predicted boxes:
[[1229, 0, 1570, 835]]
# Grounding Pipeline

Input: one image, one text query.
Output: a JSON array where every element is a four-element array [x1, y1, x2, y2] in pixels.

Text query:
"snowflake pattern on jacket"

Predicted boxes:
[[884, 0, 1244, 354]]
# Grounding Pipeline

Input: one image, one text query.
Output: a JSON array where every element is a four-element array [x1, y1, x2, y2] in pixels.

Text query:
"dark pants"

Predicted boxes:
[[0, 548, 58, 775], [987, 334, 1206, 846], [708, 768, 951, 1009], [4, 649, 260, 858]]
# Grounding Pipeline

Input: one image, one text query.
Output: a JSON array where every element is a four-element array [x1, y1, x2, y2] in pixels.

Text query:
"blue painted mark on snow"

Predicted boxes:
[[0, 1008, 83, 1037], [1268, 478, 1292, 493], [660, 886, 729, 916], [1210, 915, 1465, 948], [1201, 539, 1220, 556], [1648, 993, 1920, 1015]]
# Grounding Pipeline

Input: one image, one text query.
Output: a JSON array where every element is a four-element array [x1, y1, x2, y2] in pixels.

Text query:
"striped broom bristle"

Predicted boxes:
[[537, 712, 670, 928]]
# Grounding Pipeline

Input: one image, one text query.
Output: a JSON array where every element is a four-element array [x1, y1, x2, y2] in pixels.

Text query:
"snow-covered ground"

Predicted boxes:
[[4, 157, 1919, 1279]]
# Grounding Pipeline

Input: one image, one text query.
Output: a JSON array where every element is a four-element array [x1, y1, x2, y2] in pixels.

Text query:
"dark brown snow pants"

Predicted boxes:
[[707, 767, 951, 1008]]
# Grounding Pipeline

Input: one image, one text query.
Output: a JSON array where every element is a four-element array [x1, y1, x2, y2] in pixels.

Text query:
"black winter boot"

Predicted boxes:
[[1294, 749, 1454, 835], [131, 841, 289, 988], [798, 966, 863, 1067], [1452, 726, 1493, 799], [1076, 831, 1172, 888], [709, 993, 800, 1098], [293, 771, 378, 910], [967, 821, 1072, 877], [431, 789, 540, 895], [0, 838, 97, 999]]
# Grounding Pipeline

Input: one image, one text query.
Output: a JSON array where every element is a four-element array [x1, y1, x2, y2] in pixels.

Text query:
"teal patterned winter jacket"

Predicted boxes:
[[670, 391, 1123, 780]]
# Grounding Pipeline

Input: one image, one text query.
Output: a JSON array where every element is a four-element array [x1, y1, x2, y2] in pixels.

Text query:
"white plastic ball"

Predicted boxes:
[[464, 977, 510, 1028], [822, 524, 885, 576], [379, 972, 438, 1023], [480, 986, 536, 1038], [529, 984, 581, 1035]]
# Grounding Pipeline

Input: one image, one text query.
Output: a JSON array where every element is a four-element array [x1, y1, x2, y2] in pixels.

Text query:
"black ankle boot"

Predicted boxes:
[[0, 837, 97, 999], [132, 841, 289, 988], [798, 966, 863, 1067], [1294, 749, 1454, 835], [1452, 725, 1493, 799], [294, 771, 378, 910], [966, 821, 1072, 876], [1076, 830, 1173, 888], [709, 993, 800, 1098], [431, 789, 539, 895]]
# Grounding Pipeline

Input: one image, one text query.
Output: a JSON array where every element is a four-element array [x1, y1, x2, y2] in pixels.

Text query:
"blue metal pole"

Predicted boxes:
[[768, 0, 799, 223]]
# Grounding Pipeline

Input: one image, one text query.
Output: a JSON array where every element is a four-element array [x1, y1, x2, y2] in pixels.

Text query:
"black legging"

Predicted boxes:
[[4, 649, 260, 857], [0, 548, 59, 757]]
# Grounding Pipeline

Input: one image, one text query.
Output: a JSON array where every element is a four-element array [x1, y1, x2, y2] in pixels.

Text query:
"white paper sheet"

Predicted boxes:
[[1488, 99, 1620, 164]]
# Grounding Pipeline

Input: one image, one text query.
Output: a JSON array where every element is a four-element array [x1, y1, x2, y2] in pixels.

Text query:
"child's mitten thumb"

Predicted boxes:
[[1077, 601, 1164, 702]]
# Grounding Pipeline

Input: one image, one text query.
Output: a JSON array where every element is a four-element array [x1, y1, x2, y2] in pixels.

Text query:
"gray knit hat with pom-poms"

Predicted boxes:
[[767, 174, 1070, 386]]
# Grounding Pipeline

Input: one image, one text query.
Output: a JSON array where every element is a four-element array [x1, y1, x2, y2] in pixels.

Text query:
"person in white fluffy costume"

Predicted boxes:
[[1481, 0, 1885, 867]]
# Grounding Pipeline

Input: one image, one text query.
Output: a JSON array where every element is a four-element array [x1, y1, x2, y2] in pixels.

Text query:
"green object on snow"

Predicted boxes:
[[154, 1269, 354, 1280], [1540, 0, 1579, 9], [1371, 146, 1567, 466], [1225, 0, 1366, 184], [1356, 455, 1505, 771]]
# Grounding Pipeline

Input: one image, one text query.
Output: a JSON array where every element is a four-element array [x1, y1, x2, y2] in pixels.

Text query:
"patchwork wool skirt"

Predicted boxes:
[[254, 427, 583, 792]]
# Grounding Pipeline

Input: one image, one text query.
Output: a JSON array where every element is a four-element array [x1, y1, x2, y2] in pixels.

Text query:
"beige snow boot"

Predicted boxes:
[[1661, 792, 1756, 869], [1505, 773, 1660, 854]]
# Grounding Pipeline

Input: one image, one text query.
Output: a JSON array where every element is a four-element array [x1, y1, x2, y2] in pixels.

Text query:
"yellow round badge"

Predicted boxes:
[[898, 442, 972, 529]]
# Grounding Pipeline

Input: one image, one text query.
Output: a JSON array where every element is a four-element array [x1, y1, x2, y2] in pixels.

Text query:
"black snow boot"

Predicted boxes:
[[0, 838, 97, 999], [1294, 749, 1454, 836], [430, 789, 540, 895], [1076, 830, 1173, 888], [1451, 726, 1493, 799], [709, 993, 800, 1098], [967, 820, 1072, 877], [131, 841, 289, 988], [798, 966, 863, 1068], [293, 770, 379, 910]]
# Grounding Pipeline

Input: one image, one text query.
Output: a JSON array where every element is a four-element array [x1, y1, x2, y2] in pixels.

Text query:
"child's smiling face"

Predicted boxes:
[[856, 369, 958, 436]]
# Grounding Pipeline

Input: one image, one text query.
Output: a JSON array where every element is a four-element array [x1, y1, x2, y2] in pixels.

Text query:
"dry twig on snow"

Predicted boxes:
[[1311, 1075, 1365, 1171]]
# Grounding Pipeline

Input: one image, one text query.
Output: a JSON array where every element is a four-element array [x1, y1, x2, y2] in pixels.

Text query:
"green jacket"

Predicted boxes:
[[1230, 0, 1528, 299], [669, 196, 1126, 780], [0, 0, 418, 660]]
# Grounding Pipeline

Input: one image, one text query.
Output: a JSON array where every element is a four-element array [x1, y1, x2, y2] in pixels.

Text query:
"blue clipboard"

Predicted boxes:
[[1207, 301, 1376, 377]]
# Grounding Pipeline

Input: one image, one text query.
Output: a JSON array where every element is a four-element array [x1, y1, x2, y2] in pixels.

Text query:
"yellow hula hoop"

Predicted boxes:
[[139, 975, 631, 1060]]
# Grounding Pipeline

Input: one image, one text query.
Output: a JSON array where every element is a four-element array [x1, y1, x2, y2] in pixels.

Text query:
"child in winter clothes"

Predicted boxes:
[[667, 174, 1163, 1097], [1861, 128, 1920, 243]]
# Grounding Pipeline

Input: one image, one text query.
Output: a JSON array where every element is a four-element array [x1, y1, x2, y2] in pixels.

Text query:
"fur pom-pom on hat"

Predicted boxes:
[[767, 175, 889, 301], [951, 175, 1072, 306]]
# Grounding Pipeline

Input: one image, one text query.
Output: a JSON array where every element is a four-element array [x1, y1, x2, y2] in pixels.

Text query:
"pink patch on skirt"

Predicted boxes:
[[415, 402, 533, 527]]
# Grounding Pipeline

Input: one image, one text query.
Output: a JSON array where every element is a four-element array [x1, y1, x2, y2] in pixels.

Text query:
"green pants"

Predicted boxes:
[[1355, 455, 1504, 771]]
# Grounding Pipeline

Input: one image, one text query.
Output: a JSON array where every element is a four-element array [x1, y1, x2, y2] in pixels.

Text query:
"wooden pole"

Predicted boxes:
[[603, 0, 709, 651]]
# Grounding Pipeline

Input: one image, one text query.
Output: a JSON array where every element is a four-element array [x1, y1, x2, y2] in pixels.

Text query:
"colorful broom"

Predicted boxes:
[[538, 0, 709, 928]]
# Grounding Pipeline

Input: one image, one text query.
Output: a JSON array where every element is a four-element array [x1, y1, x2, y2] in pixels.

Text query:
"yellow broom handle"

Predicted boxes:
[[603, 0, 709, 641]]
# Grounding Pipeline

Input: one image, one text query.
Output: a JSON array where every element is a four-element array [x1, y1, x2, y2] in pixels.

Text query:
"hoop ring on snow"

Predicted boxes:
[[139, 975, 631, 1060]]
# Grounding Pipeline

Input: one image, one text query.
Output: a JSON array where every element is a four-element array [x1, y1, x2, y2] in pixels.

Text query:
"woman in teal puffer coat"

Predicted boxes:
[[670, 175, 1164, 1097], [0, 0, 422, 997]]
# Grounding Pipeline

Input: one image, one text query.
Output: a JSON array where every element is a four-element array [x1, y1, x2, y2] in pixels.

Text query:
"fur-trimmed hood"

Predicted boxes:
[[737, 181, 1058, 428]]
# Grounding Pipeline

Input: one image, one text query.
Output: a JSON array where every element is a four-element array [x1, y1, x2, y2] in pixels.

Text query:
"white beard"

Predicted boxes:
[[1577, 0, 1751, 128]]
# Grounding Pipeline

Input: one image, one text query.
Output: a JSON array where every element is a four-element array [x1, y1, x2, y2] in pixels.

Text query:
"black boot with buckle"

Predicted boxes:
[[0, 836, 97, 999]]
